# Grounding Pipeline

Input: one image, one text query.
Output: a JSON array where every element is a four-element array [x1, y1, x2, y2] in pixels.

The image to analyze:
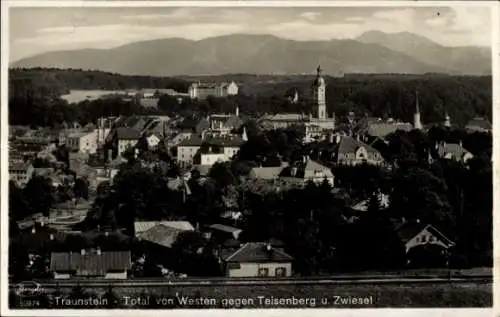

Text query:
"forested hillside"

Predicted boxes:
[[8, 68, 492, 128]]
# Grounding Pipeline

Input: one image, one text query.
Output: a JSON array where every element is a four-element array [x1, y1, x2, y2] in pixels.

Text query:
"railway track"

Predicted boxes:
[[9, 274, 492, 288]]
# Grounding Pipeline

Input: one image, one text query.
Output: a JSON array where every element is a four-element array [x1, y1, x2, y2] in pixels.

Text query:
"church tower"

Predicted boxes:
[[444, 112, 451, 128], [413, 91, 422, 130], [313, 65, 327, 120]]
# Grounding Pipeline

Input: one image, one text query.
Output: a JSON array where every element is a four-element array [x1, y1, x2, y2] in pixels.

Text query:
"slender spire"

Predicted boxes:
[[415, 90, 420, 114], [242, 126, 248, 142], [317, 65, 322, 77], [413, 90, 422, 130]]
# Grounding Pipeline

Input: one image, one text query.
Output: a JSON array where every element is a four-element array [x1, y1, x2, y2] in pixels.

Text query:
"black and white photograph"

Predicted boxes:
[[1, 0, 497, 314]]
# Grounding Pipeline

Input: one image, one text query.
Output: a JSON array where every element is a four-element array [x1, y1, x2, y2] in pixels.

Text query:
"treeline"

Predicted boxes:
[[9, 67, 191, 96], [8, 68, 492, 129]]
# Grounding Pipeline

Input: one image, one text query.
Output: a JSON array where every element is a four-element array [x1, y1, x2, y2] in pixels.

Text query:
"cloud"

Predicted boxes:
[[299, 12, 322, 21]]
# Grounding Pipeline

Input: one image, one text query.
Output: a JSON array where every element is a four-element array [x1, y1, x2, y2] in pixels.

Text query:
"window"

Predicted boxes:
[[275, 267, 286, 277], [258, 268, 269, 277]]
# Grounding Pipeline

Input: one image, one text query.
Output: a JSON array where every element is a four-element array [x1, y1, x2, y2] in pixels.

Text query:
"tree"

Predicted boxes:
[[74, 177, 89, 199]]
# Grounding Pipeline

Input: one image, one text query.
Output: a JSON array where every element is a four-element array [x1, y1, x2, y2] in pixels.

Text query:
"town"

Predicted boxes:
[[8, 66, 493, 308]]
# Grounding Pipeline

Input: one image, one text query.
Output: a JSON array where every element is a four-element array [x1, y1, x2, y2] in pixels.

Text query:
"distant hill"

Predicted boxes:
[[356, 31, 491, 75], [11, 32, 490, 76]]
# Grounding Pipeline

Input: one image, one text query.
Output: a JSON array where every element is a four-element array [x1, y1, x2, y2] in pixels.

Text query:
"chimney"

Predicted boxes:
[[235, 105, 239, 117], [81, 249, 86, 255], [107, 149, 112, 162]]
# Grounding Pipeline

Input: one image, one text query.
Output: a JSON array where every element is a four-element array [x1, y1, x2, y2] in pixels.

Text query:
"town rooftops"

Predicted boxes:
[[50, 250, 131, 275], [223, 242, 294, 263], [116, 127, 141, 140]]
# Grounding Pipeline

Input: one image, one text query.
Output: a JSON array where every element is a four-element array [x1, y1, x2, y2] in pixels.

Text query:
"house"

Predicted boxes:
[[178, 134, 245, 168], [115, 127, 141, 157], [436, 142, 474, 163], [177, 135, 204, 168], [50, 249, 131, 279], [188, 81, 238, 99], [9, 162, 34, 187], [332, 135, 385, 166], [351, 192, 390, 211], [66, 131, 98, 154], [280, 158, 334, 186], [465, 117, 492, 133], [220, 242, 293, 277], [396, 222, 455, 267]]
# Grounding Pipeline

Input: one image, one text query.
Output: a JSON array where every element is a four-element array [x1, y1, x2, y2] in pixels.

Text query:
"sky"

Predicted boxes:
[[9, 5, 493, 62]]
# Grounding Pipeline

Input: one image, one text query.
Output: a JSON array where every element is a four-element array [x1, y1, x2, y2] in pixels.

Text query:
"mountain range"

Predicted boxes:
[[11, 31, 491, 76]]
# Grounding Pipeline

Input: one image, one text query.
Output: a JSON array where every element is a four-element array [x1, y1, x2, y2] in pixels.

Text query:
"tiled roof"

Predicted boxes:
[[208, 224, 242, 234], [135, 221, 194, 248], [178, 135, 245, 148], [437, 143, 472, 160], [248, 166, 285, 180], [178, 135, 204, 147], [366, 122, 413, 138], [50, 251, 131, 275], [395, 223, 454, 246], [134, 221, 194, 234], [116, 127, 141, 140], [223, 242, 294, 263], [337, 136, 380, 155], [280, 159, 333, 180]]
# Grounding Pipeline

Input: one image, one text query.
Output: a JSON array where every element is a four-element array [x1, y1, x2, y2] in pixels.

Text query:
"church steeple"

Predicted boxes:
[[413, 91, 422, 130], [312, 65, 326, 120]]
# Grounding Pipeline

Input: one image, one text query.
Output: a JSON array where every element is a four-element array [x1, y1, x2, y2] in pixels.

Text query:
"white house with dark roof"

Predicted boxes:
[[396, 222, 454, 254], [115, 127, 141, 157], [220, 242, 294, 277]]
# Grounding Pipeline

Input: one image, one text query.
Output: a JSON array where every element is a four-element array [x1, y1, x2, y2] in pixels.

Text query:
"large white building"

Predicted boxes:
[[188, 81, 239, 99], [177, 133, 246, 168], [67, 131, 98, 154]]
